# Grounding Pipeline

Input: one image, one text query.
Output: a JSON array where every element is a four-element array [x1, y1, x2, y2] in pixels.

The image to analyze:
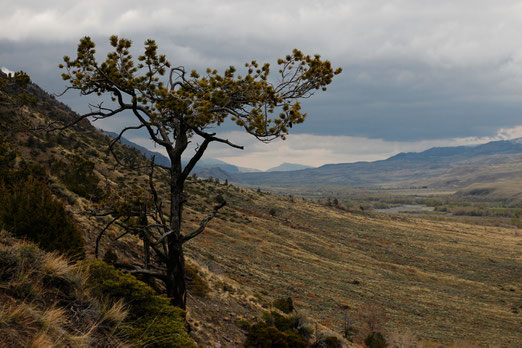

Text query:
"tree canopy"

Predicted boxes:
[[59, 36, 341, 308], [60, 36, 340, 143]]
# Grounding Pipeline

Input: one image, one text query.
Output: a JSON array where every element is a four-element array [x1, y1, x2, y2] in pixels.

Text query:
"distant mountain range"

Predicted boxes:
[[267, 162, 313, 172], [388, 138, 522, 162], [104, 130, 522, 189], [231, 138, 522, 188]]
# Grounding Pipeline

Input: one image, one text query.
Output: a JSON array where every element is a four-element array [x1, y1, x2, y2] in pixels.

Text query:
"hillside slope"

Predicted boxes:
[[0, 233, 128, 347], [1, 72, 521, 346], [186, 186, 521, 346], [0, 72, 341, 346]]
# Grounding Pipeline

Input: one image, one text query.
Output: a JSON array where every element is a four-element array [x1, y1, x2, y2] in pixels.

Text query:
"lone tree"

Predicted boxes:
[[59, 36, 341, 308]]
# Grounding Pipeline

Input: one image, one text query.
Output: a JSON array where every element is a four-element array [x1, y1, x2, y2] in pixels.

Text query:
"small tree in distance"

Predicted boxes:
[[58, 35, 341, 308]]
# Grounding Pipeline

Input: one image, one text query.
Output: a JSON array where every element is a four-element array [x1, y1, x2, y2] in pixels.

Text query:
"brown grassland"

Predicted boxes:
[[181, 182, 522, 346]]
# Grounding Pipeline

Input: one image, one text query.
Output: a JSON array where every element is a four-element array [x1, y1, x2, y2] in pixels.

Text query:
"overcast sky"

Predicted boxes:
[[3, 0, 522, 170]]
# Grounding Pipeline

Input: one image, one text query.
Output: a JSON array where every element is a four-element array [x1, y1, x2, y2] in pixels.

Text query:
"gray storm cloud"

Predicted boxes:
[[2, 0, 522, 166]]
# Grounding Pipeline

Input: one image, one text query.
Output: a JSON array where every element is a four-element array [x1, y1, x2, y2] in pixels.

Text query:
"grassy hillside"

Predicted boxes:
[[1, 72, 521, 346], [0, 232, 128, 347], [455, 178, 522, 204], [184, 185, 521, 346]]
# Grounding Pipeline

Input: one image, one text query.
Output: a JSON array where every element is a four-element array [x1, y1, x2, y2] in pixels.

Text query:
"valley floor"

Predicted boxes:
[[183, 187, 522, 346]]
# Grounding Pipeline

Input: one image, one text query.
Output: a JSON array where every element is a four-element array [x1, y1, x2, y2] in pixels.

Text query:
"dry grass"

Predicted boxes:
[[388, 329, 419, 348], [180, 183, 522, 347], [0, 233, 128, 347]]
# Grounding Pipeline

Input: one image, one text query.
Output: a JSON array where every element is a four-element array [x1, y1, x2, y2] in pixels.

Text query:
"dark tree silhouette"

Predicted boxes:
[[58, 35, 341, 308]]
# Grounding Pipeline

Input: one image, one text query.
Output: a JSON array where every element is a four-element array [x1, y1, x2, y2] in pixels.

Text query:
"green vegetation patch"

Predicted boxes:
[[0, 235, 126, 347], [186, 263, 210, 297], [244, 311, 309, 348], [51, 154, 104, 202], [84, 260, 196, 348], [0, 141, 84, 258], [273, 296, 294, 314], [0, 177, 84, 258]]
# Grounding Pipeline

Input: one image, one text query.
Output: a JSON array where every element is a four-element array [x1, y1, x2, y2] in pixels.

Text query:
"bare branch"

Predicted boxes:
[[112, 262, 168, 280], [95, 215, 120, 258], [102, 86, 173, 149], [106, 124, 148, 169], [180, 128, 243, 183], [192, 127, 244, 149], [182, 201, 226, 243], [112, 227, 132, 241], [180, 137, 211, 182], [129, 101, 172, 148], [40, 112, 94, 132], [141, 227, 168, 261], [129, 269, 167, 280], [210, 134, 244, 149], [169, 66, 187, 90], [78, 209, 117, 217], [148, 157, 168, 231], [152, 228, 173, 247], [108, 124, 145, 151]]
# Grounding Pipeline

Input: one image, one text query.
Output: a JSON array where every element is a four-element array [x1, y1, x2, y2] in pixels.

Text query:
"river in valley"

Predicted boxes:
[[374, 204, 435, 214]]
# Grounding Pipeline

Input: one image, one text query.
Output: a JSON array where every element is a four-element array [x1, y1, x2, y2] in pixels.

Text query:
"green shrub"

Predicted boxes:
[[317, 335, 342, 348], [237, 318, 250, 330], [215, 193, 225, 204], [51, 155, 103, 201], [0, 139, 16, 178], [271, 311, 294, 332], [245, 311, 308, 347], [364, 332, 388, 348], [245, 322, 289, 347], [293, 311, 314, 339], [185, 263, 210, 297], [0, 178, 84, 258], [245, 321, 307, 348], [102, 248, 118, 265], [273, 296, 294, 314], [84, 260, 196, 347], [1, 156, 47, 188]]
